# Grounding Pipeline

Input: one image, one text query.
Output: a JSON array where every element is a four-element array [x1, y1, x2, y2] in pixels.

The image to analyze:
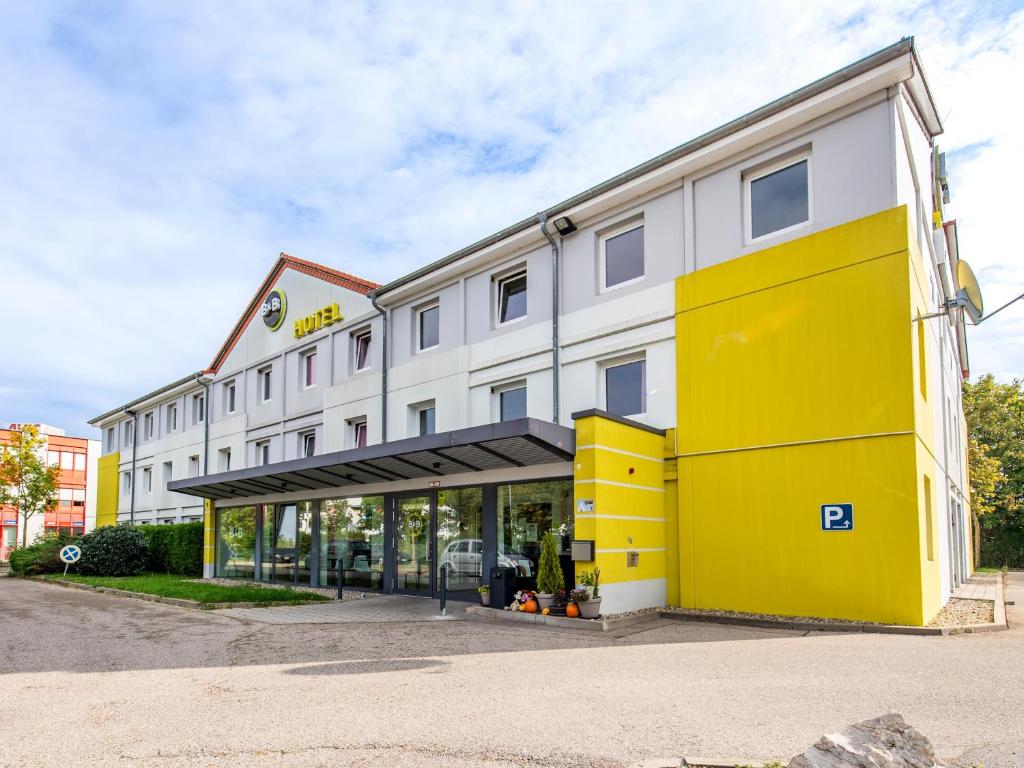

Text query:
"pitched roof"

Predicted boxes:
[[206, 253, 379, 373]]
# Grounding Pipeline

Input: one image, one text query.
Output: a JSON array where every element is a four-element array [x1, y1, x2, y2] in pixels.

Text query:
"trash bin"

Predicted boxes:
[[490, 566, 516, 610]]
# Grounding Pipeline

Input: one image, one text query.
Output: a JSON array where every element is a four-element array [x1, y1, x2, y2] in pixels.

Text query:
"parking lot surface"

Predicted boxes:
[[2, 576, 1023, 767]]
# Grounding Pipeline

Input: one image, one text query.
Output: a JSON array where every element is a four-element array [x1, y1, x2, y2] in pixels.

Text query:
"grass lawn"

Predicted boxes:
[[974, 566, 1005, 573], [47, 572, 331, 604]]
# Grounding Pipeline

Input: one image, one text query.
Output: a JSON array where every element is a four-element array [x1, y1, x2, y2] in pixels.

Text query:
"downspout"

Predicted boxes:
[[197, 374, 210, 475], [538, 213, 560, 424], [126, 409, 137, 525], [369, 291, 388, 442]]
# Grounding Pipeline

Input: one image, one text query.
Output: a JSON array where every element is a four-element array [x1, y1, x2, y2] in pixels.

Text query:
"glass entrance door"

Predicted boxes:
[[393, 494, 433, 595], [262, 502, 313, 585]]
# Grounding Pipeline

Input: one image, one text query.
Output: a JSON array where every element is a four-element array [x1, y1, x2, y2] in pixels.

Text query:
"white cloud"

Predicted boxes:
[[1, 0, 1021, 434]]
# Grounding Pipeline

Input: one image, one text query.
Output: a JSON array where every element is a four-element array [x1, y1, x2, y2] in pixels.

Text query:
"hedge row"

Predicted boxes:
[[8, 522, 203, 577]]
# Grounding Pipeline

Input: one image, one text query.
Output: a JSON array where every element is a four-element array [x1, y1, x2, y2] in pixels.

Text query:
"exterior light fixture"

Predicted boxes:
[[552, 216, 577, 236]]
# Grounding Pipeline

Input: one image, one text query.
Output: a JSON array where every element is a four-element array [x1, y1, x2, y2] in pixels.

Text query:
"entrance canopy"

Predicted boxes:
[[168, 418, 575, 501]]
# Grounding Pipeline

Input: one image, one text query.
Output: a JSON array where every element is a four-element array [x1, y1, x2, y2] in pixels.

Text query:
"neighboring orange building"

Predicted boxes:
[[0, 424, 100, 559]]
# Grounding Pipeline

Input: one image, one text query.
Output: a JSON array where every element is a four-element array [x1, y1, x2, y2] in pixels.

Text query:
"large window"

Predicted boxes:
[[605, 357, 646, 416], [436, 487, 484, 595], [746, 156, 810, 241], [497, 480, 573, 592], [498, 385, 527, 422], [496, 271, 527, 325], [216, 506, 257, 579], [320, 496, 385, 589], [601, 222, 644, 290], [417, 303, 439, 351]]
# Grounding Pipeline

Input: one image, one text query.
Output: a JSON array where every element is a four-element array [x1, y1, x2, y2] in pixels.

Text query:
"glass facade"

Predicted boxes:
[[212, 478, 573, 598], [215, 505, 258, 579], [320, 495, 385, 589], [497, 480, 573, 590]]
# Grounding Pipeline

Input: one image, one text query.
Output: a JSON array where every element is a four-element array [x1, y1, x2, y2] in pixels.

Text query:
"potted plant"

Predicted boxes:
[[577, 567, 602, 619], [567, 587, 589, 618], [510, 589, 538, 613], [535, 531, 565, 611], [477, 584, 491, 607]]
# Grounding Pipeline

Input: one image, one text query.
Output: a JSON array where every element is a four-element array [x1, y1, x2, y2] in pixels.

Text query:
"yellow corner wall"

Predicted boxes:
[[203, 499, 216, 576], [95, 452, 120, 528], [675, 206, 936, 625], [573, 415, 669, 603]]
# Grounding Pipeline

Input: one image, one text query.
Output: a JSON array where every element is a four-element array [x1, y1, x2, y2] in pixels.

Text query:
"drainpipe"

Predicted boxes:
[[369, 291, 388, 442], [196, 374, 211, 475], [538, 213, 560, 424], [126, 409, 137, 525]]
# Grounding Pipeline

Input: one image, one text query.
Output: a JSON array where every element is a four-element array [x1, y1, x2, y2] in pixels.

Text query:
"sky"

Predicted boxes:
[[1, 0, 1022, 437]]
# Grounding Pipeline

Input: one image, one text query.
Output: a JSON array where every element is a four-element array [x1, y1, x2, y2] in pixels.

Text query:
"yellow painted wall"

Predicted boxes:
[[95, 452, 120, 528], [203, 499, 216, 574], [573, 414, 667, 590], [675, 206, 937, 625]]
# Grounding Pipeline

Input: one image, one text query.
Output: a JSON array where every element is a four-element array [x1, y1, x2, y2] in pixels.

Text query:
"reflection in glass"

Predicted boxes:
[[436, 487, 483, 595], [750, 159, 809, 239], [320, 496, 385, 590], [496, 480, 572, 591], [296, 502, 313, 585], [396, 495, 431, 593], [215, 506, 256, 579], [261, 505, 274, 582]]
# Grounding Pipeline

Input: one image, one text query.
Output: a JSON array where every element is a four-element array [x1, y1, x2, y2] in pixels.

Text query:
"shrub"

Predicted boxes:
[[8, 530, 75, 575], [138, 522, 203, 576], [77, 525, 148, 576], [536, 531, 565, 595]]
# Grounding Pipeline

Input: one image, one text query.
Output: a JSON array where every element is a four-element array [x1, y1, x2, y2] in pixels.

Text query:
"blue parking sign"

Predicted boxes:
[[821, 504, 853, 531]]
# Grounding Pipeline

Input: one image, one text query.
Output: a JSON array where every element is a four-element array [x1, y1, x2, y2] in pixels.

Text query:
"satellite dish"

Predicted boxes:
[[955, 260, 984, 324]]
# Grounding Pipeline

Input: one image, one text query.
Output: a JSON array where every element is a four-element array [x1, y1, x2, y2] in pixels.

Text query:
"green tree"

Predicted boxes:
[[0, 425, 61, 548], [536, 531, 564, 595], [963, 375, 1024, 567]]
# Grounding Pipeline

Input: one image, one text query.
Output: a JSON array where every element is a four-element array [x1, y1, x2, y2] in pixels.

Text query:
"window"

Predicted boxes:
[[496, 271, 527, 324], [123, 420, 135, 448], [167, 403, 178, 432], [351, 419, 368, 448], [256, 441, 270, 467], [143, 412, 154, 440], [601, 222, 644, 290], [73, 453, 86, 471], [59, 488, 72, 506], [219, 448, 232, 472], [122, 471, 132, 495], [259, 366, 272, 402], [417, 303, 439, 351], [418, 406, 435, 436], [60, 451, 74, 470], [353, 329, 371, 371], [142, 467, 152, 493], [47, 450, 59, 466], [188, 455, 200, 478], [746, 155, 810, 241], [72, 488, 85, 507], [192, 393, 205, 424], [163, 461, 173, 485], [498, 385, 527, 422], [301, 431, 316, 458], [224, 381, 237, 414], [106, 427, 114, 452], [605, 358, 646, 416], [302, 349, 317, 389]]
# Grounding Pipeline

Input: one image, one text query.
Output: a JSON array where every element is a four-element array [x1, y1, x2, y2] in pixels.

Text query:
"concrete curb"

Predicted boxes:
[[464, 604, 658, 632], [33, 577, 328, 611], [626, 758, 774, 767]]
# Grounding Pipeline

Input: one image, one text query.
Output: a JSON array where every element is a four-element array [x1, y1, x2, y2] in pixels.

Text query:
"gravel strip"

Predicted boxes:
[[190, 577, 380, 601], [927, 597, 994, 627]]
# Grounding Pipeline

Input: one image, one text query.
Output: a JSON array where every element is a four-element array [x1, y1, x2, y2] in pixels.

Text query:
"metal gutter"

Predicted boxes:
[[371, 38, 918, 301], [88, 370, 210, 426]]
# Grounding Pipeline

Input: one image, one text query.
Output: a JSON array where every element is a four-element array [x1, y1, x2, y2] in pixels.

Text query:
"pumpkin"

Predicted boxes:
[[566, 603, 580, 618], [541, 608, 550, 616], [523, 600, 538, 614]]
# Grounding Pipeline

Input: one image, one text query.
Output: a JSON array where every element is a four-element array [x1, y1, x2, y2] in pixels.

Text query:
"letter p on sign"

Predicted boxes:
[[821, 504, 854, 531]]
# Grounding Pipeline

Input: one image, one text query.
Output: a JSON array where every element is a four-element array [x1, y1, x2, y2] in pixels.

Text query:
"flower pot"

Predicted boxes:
[[578, 597, 602, 619], [480, 592, 491, 606], [535, 593, 555, 611]]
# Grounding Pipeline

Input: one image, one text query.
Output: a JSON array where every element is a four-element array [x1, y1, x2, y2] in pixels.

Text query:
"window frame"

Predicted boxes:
[[494, 268, 528, 327], [352, 328, 372, 372], [300, 431, 316, 458], [417, 404, 436, 437], [192, 392, 205, 424], [256, 440, 270, 467], [301, 348, 317, 389], [143, 412, 154, 440], [224, 380, 237, 414], [601, 353, 648, 417], [166, 403, 178, 433], [188, 455, 200, 478], [416, 301, 440, 353], [599, 219, 646, 293], [258, 366, 273, 403], [219, 447, 232, 472], [352, 419, 368, 448], [142, 466, 152, 494], [494, 381, 528, 422], [743, 151, 813, 245]]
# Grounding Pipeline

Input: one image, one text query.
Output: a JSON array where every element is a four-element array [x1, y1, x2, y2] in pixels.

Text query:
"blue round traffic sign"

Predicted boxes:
[[59, 544, 81, 564]]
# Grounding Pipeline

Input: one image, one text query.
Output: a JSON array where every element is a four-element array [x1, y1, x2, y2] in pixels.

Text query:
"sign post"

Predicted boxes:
[[59, 544, 82, 576]]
